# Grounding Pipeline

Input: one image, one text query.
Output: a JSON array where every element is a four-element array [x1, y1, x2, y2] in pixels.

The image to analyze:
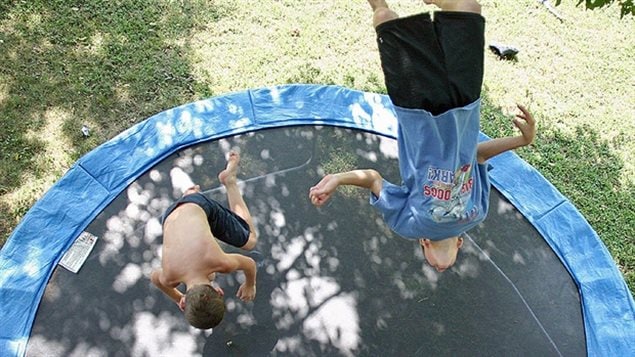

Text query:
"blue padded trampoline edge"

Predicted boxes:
[[481, 135, 635, 356], [0, 85, 632, 357]]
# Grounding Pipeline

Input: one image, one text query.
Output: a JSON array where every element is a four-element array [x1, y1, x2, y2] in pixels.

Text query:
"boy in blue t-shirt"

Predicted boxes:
[[309, 0, 536, 272]]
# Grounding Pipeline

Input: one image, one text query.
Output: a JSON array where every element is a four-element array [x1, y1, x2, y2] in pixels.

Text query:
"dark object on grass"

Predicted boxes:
[[489, 42, 519, 60], [81, 124, 90, 137]]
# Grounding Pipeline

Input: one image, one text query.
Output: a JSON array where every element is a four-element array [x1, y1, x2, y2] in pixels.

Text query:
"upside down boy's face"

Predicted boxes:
[[419, 237, 464, 272]]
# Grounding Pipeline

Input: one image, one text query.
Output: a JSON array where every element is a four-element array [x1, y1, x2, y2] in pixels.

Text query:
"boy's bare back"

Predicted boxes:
[[161, 201, 227, 286]]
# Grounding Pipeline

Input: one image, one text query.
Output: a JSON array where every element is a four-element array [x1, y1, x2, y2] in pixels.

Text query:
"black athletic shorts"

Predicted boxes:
[[161, 192, 250, 248], [376, 11, 485, 115]]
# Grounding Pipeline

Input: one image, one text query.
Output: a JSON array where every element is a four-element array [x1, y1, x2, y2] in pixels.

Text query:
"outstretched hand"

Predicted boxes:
[[237, 283, 256, 302], [309, 174, 339, 206], [514, 104, 536, 146]]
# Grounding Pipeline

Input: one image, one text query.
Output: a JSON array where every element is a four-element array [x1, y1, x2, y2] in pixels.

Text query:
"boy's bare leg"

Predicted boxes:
[[219, 151, 258, 250], [423, 0, 481, 14], [368, 0, 399, 27]]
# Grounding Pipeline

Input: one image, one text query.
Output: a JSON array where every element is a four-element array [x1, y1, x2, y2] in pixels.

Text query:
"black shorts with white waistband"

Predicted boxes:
[[376, 11, 485, 115], [161, 192, 250, 248]]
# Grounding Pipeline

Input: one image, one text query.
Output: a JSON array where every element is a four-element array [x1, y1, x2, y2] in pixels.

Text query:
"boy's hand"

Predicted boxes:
[[514, 104, 536, 146], [237, 283, 256, 302], [213, 285, 224, 297], [309, 174, 339, 206]]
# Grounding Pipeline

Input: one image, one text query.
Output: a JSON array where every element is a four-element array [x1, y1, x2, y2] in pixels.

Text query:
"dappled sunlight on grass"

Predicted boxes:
[[113, 82, 133, 104], [87, 32, 105, 55], [188, 1, 386, 93], [0, 0, 226, 246], [27, 107, 74, 172], [482, 0, 635, 184], [0, 80, 7, 105]]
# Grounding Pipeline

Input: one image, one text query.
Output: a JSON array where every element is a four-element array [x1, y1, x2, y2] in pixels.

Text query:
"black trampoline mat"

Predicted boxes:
[[27, 126, 586, 357]]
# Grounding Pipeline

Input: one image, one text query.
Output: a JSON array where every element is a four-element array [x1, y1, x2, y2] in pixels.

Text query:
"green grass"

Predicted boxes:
[[0, 0, 633, 293]]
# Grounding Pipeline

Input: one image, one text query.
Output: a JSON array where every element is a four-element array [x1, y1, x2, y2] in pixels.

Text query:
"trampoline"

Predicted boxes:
[[0, 84, 633, 356]]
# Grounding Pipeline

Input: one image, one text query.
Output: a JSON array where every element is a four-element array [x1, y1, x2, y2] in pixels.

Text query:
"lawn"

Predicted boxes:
[[0, 0, 633, 293]]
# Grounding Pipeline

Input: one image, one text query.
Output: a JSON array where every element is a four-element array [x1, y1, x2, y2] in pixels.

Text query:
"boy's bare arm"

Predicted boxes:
[[151, 269, 184, 307], [309, 169, 383, 206], [477, 104, 536, 163], [477, 136, 528, 163], [220, 253, 257, 301], [334, 169, 383, 195]]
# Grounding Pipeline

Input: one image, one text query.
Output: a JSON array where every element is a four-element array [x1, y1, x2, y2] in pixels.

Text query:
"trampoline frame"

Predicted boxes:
[[0, 84, 633, 357]]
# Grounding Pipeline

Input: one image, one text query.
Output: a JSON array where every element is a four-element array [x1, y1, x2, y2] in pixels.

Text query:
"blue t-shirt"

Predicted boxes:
[[371, 100, 490, 240]]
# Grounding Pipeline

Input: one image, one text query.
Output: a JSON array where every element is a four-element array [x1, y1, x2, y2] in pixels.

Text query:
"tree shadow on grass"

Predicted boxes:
[[0, 0, 235, 245], [480, 92, 635, 293]]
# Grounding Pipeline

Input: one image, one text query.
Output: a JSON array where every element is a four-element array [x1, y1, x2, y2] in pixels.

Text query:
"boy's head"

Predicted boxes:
[[184, 284, 225, 329], [419, 236, 464, 272]]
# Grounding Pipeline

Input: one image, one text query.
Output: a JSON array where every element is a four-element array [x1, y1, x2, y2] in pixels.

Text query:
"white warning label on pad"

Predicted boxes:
[[59, 231, 98, 274]]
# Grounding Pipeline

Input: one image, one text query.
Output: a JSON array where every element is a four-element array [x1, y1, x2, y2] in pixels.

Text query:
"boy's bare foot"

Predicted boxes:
[[219, 151, 240, 186], [368, 0, 389, 11]]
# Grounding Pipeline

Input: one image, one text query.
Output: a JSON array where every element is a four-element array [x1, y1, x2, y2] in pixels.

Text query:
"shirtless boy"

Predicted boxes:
[[151, 151, 258, 329]]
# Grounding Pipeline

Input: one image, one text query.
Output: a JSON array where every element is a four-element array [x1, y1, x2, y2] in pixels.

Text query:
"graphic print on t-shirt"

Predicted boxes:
[[423, 164, 477, 223]]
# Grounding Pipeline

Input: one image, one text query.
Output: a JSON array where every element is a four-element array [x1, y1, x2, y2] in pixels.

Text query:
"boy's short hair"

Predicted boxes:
[[184, 284, 225, 329]]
